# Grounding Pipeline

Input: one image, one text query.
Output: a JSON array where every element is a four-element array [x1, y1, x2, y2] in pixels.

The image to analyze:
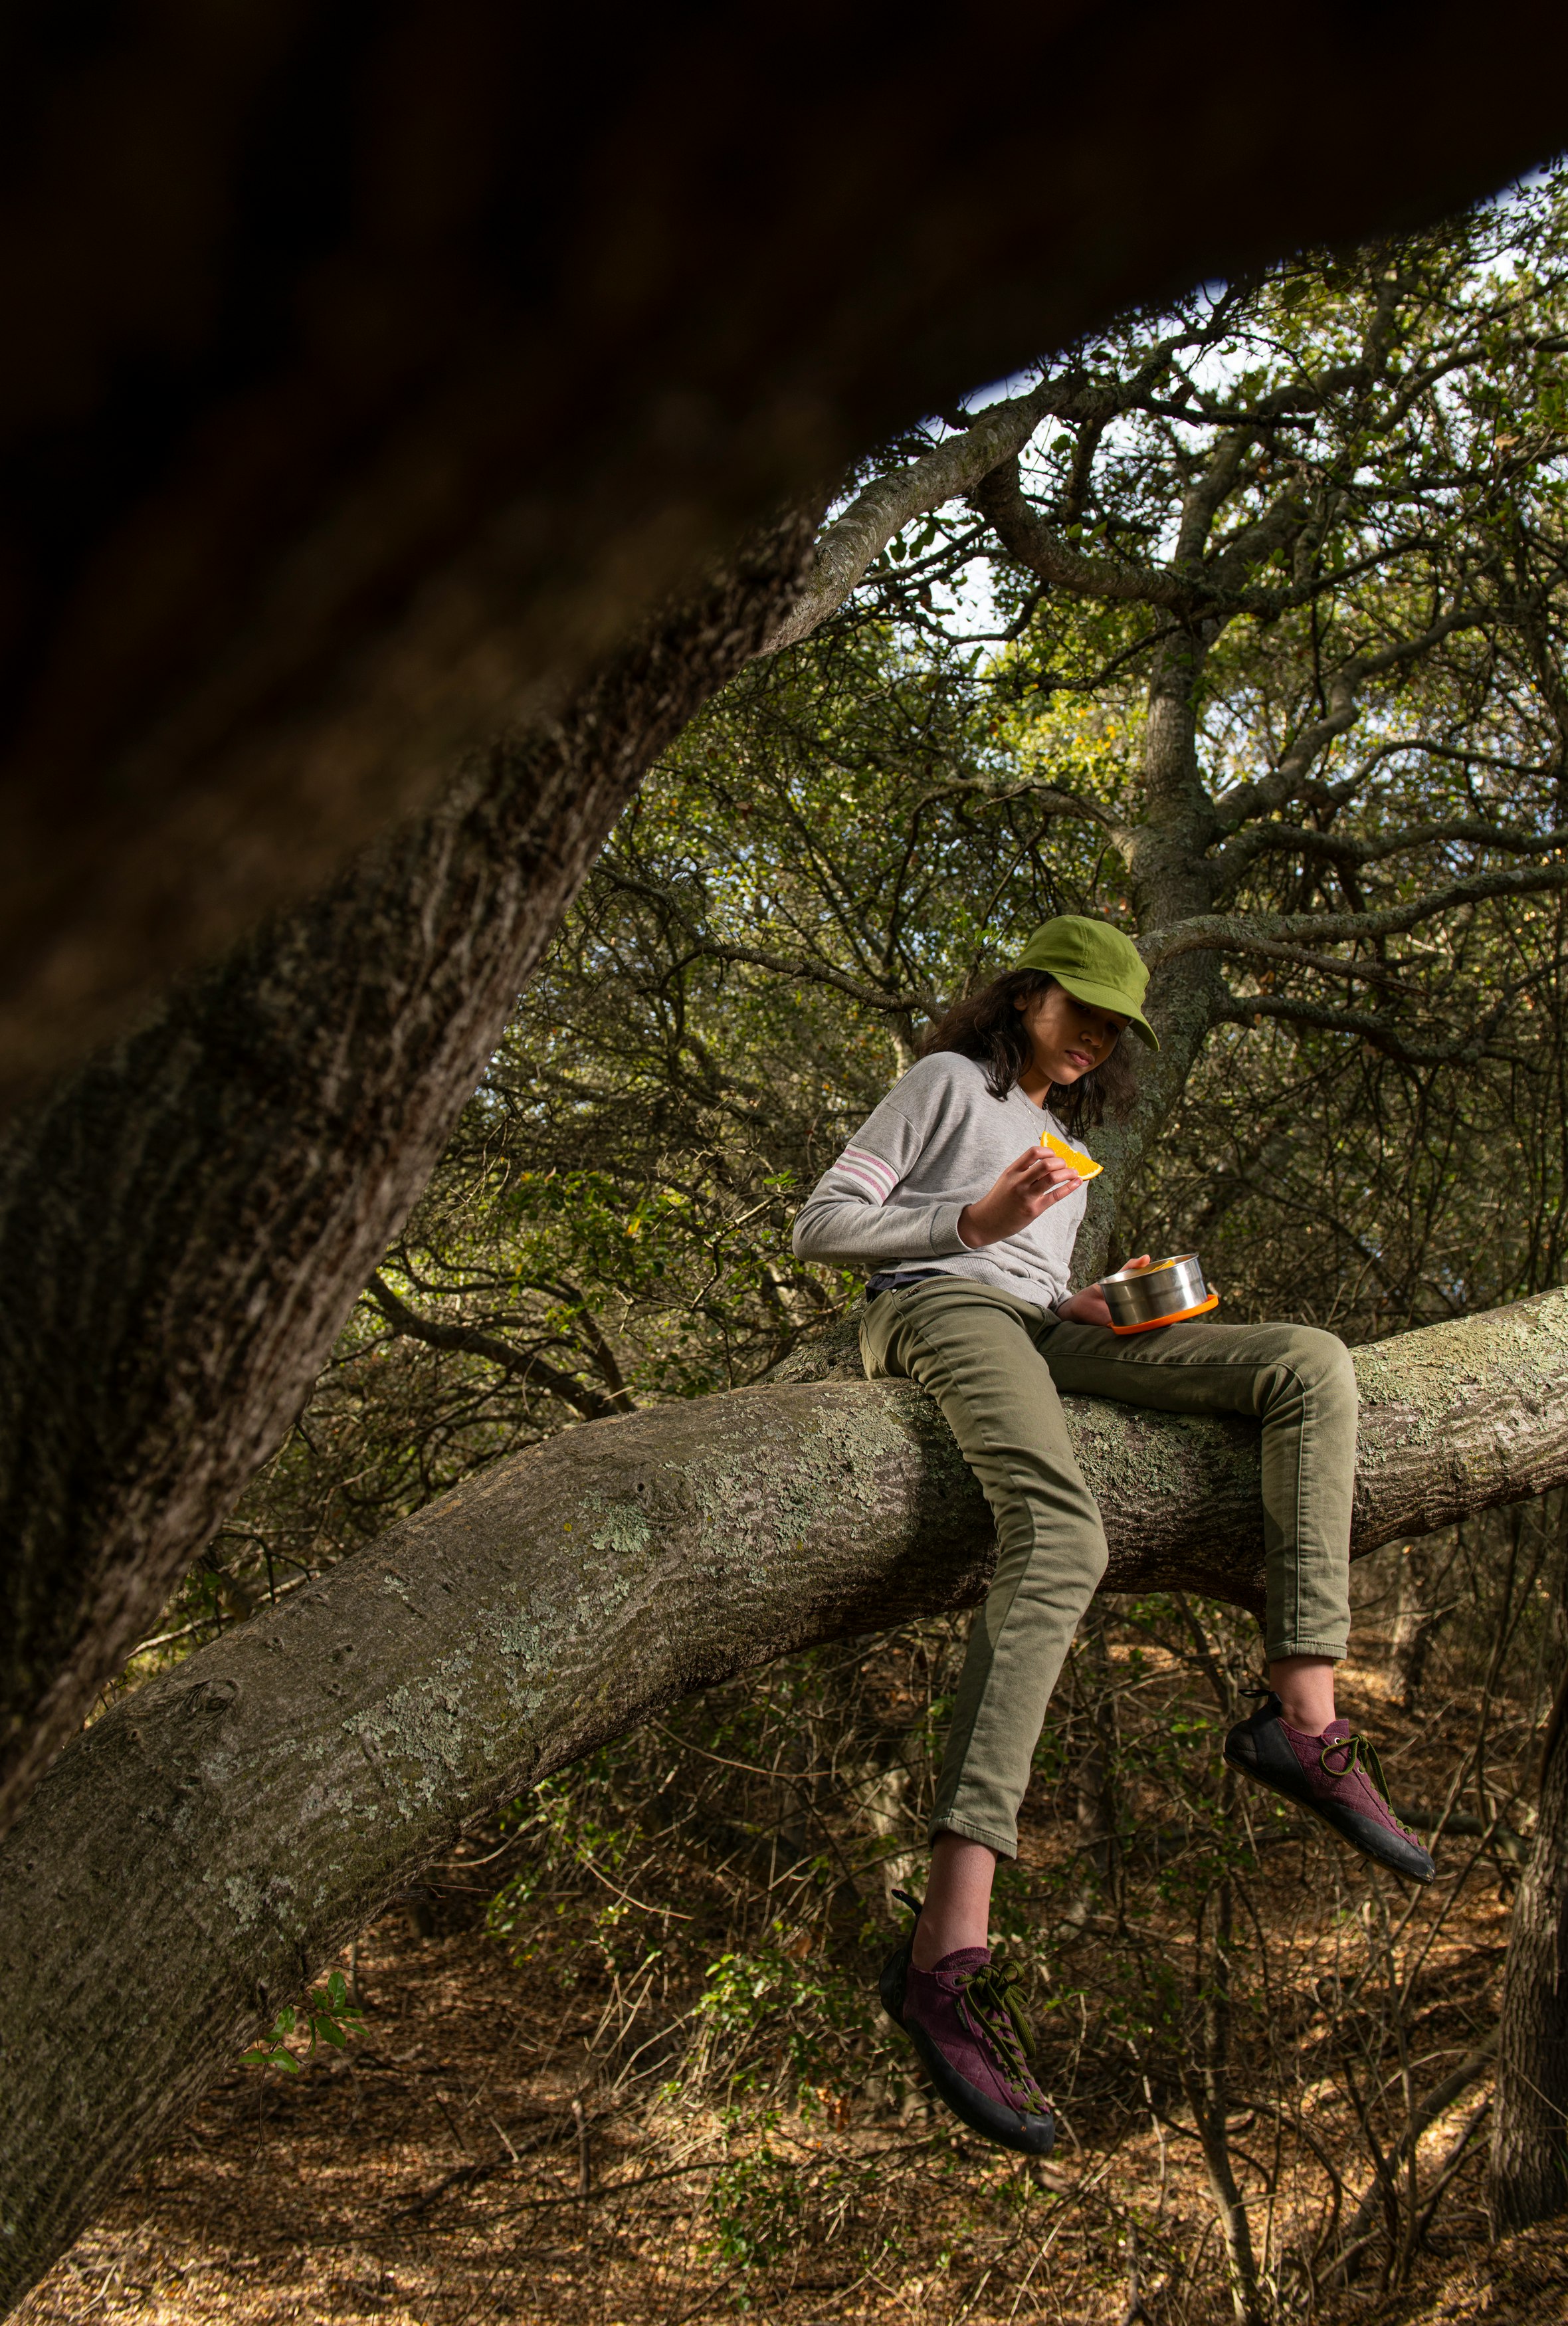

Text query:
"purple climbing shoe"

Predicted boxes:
[[879, 1890, 1054, 2155], [1223, 1693, 1434, 1883]]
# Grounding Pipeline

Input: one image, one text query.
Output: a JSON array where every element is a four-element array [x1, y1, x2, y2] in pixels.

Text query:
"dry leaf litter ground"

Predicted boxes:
[[14, 1537, 1564, 2326]]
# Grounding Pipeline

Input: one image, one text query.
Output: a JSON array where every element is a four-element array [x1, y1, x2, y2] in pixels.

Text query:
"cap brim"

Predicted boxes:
[[1052, 972, 1161, 1050]]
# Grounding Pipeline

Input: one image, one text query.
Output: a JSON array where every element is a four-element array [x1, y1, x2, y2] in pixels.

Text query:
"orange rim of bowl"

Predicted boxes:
[[1107, 1290, 1220, 1335]]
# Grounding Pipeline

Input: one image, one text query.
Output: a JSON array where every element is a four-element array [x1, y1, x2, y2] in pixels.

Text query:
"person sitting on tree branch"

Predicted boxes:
[[792, 914, 1432, 2158]]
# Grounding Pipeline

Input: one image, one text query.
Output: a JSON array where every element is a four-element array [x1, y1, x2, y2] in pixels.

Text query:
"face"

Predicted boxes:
[[1015, 982, 1126, 1084]]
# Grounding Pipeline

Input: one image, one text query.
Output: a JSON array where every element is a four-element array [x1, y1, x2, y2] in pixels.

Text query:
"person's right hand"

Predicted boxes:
[[957, 1145, 1083, 1249]]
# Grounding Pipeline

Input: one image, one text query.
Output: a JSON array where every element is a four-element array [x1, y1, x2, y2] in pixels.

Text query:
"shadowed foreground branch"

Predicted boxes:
[[3, 1289, 1568, 2305]]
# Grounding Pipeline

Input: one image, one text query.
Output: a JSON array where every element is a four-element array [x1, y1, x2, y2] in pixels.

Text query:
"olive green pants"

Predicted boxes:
[[859, 1276, 1357, 1859]]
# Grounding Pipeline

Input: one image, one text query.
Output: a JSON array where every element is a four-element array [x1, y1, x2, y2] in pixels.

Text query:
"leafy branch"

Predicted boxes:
[[241, 1968, 365, 2075]]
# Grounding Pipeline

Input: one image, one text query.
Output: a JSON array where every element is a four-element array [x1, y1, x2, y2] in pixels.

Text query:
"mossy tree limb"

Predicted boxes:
[[3, 1288, 1568, 2308]]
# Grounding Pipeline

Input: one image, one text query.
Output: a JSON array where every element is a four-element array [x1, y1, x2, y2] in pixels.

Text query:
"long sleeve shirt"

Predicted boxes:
[[790, 1050, 1090, 1313]]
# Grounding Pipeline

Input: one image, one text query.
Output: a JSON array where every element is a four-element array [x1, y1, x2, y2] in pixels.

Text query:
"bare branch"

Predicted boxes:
[[676, 934, 934, 1019], [364, 1273, 628, 1423], [1209, 940, 1420, 990], [1393, 738, 1555, 776], [1212, 611, 1484, 833], [757, 381, 1068, 654], [1212, 992, 1498, 1067], [1215, 815, 1568, 889], [592, 865, 932, 1015], [918, 776, 1118, 828], [1155, 861, 1568, 968]]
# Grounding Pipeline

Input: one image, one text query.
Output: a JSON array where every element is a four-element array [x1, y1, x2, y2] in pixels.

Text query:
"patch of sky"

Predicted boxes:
[[862, 176, 1565, 683]]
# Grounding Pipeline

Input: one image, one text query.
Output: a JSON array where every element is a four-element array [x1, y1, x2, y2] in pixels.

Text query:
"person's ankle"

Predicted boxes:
[[1268, 1655, 1337, 1736], [911, 1919, 987, 1972], [913, 1832, 999, 1969], [1275, 1701, 1329, 1737]]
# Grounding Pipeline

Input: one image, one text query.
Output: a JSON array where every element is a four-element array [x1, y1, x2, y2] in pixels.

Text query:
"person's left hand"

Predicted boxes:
[[1056, 1255, 1151, 1328]]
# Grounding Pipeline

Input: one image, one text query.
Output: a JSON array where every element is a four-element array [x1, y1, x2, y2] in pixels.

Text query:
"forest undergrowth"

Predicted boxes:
[[21, 1503, 1565, 2326]]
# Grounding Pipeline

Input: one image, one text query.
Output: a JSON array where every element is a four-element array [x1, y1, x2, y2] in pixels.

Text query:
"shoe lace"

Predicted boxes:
[[890, 1891, 1045, 2103], [1318, 1733, 1416, 1835], [952, 1959, 1039, 2097]]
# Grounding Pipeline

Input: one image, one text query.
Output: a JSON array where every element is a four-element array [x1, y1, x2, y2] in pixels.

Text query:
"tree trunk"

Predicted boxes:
[[1490, 1662, 1568, 2228], [0, 507, 819, 1839], [1390, 1534, 1451, 1714], [1187, 1875, 1265, 2326], [1, 1288, 1567, 2307]]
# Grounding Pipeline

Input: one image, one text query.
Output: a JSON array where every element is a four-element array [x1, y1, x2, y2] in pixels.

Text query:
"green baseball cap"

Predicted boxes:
[[1013, 915, 1159, 1049]]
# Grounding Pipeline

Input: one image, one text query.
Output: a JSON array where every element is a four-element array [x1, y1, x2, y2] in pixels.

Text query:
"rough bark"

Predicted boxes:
[[5, 2, 1568, 1114], [757, 382, 1064, 653], [2, 1287, 1567, 2307], [0, 506, 819, 1838], [1490, 1667, 1568, 2228]]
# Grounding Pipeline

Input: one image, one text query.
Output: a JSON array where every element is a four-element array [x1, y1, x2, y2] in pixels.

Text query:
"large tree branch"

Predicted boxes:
[[4, 1288, 1568, 2306], [0, 508, 820, 1840], [756, 381, 1070, 653], [1150, 861, 1568, 969], [973, 457, 1195, 609], [1215, 815, 1568, 887]]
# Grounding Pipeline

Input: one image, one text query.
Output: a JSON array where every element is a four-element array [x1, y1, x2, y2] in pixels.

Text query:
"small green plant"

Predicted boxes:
[[682, 1924, 874, 2105], [705, 2143, 805, 2270], [241, 1968, 364, 2073]]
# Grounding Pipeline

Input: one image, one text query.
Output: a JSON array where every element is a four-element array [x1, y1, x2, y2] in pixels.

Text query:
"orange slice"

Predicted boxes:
[[1041, 1129, 1102, 1180]]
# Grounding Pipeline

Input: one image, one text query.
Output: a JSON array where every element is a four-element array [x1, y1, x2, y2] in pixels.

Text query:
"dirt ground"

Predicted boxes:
[[11, 1876, 1559, 2323], [13, 1592, 1564, 2326], [15, 1905, 1163, 2326], [13, 1897, 1567, 2326]]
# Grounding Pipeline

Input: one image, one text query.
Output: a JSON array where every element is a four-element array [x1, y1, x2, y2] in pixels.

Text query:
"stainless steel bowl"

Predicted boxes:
[[1099, 1252, 1213, 1331]]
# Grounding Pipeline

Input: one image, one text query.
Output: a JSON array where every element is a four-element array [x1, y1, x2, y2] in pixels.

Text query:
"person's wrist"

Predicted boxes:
[[957, 1204, 986, 1249]]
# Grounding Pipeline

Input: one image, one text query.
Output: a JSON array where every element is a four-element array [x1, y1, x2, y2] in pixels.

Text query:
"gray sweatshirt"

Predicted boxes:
[[790, 1051, 1090, 1313]]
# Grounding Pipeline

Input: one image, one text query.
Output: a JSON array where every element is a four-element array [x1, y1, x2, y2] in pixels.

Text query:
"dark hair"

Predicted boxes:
[[920, 970, 1138, 1133]]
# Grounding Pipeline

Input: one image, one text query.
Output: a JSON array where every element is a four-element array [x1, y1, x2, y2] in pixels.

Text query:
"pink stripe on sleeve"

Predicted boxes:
[[841, 1144, 898, 1197], [834, 1158, 890, 1202]]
